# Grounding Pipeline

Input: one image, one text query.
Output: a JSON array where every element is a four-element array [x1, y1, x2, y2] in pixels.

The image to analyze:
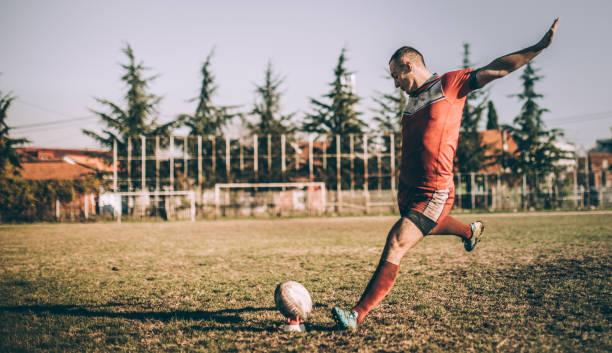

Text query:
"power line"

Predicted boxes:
[[12, 98, 97, 129], [13, 116, 97, 129], [546, 110, 612, 123]]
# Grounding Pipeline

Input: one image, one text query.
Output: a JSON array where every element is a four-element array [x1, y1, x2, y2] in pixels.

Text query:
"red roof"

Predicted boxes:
[[19, 161, 98, 180]]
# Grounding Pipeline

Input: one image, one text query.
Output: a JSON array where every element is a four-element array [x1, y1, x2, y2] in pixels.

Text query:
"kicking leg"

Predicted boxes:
[[332, 217, 423, 329]]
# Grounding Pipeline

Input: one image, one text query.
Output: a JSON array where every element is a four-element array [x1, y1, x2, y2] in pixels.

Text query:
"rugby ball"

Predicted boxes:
[[274, 281, 312, 320]]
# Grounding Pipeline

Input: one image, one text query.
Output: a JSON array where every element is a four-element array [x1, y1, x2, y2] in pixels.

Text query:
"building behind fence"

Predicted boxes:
[[90, 133, 612, 220]]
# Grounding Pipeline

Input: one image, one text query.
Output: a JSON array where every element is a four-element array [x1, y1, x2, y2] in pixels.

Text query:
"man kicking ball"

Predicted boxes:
[[332, 18, 559, 330]]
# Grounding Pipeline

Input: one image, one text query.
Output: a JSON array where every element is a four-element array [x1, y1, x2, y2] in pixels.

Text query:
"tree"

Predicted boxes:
[[302, 48, 365, 135], [247, 61, 294, 136], [455, 43, 490, 174], [486, 100, 499, 130], [0, 89, 29, 175], [83, 44, 174, 150], [372, 71, 406, 135], [178, 49, 237, 136], [503, 62, 565, 207]]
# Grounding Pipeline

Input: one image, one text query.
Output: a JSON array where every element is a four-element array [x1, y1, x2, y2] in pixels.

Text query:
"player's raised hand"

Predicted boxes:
[[536, 18, 560, 50]]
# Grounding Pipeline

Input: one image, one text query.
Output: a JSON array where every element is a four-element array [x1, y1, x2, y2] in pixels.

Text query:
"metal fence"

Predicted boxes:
[[76, 134, 610, 219]]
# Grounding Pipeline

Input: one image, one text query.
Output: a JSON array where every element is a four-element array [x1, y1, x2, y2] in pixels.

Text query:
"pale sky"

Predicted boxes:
[[1, 0, 611, 152]]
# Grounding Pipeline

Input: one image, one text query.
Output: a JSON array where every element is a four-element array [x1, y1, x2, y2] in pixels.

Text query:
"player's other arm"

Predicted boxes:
[[474, 18, 559, 88]]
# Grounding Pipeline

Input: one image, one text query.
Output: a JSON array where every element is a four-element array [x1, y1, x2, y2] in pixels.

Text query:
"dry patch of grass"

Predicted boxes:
[[0, 213, 610, 352]]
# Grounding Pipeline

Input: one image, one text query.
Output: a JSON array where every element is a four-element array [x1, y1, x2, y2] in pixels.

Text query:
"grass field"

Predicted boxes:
[[1, 212, 611, 352]]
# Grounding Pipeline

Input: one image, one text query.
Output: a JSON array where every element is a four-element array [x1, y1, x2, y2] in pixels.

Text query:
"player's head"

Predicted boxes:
[[389, 46, 427, 94]]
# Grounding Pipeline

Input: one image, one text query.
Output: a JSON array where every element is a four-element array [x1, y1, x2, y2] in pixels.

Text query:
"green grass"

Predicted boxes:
[[1, 213, 610, 352]]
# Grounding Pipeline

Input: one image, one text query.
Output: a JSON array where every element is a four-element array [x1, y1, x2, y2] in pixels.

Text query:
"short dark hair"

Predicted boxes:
[[389, 46, 426, 68]]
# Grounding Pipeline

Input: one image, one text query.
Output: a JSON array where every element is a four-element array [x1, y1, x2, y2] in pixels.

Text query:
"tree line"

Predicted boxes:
[[1, 43, 566, 179]]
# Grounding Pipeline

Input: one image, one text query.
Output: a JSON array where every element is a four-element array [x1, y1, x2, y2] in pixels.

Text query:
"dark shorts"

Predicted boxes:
[[398, 186, 455, 235]]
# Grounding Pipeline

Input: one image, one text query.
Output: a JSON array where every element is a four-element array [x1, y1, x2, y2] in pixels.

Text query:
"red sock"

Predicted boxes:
[[429, 215, 471, 239], [352, 260, 399, 324]]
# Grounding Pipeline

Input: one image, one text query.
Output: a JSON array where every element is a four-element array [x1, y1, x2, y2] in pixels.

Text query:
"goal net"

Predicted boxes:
[[212, 182, 326, 217], [99, 190, 196, 223]]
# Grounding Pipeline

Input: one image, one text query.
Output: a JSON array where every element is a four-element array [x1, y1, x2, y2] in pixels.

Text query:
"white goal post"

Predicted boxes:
[[102, 190, 196, 223], [213, 182, 327, 217]]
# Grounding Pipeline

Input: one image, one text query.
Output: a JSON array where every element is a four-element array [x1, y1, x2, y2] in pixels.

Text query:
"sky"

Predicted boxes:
[[1, 0, 611, 153]]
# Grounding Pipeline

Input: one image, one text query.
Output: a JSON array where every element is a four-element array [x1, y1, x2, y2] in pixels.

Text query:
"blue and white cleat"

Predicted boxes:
[[331, 307, 358, 330], [464, 221, 485, 252]]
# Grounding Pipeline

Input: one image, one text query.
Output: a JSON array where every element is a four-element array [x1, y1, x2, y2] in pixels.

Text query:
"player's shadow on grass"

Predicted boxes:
[[0, 304, 283, 332]]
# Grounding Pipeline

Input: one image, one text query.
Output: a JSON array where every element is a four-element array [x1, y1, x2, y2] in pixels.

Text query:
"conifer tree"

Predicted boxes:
[[503, 62, 565, 206], [0, 89, 29, 175], [486, 100, 500, 130], [302, 48, 365, 135], [247, 61, 294, 135], [83, 44, 174, 149], [178, 49, 237, 136], [455, 43, 490, 173]]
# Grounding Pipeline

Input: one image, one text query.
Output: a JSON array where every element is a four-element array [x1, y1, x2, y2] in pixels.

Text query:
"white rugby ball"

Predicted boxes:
[[274, 281, 312, 320]]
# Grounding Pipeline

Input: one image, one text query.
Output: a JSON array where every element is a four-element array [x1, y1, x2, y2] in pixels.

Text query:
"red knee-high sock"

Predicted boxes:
[[429, 215, 471, 239], [352, 260, 399, 324]]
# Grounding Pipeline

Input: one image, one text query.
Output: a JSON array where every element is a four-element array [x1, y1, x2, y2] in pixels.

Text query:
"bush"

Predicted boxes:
[[0, 177, 100, 223]]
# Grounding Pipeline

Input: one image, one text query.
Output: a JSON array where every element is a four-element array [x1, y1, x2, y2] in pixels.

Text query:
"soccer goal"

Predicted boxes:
[[100, 190, 196, 223], [213, 182, 326, 217]]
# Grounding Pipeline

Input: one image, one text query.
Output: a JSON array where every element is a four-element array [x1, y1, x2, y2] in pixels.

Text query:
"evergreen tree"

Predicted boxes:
[[302, 48, 365, 135], [503, 62, 565, 206], [247, 61, 294, 135], [455, 43, 490, 173], [83, 44, 174, 149], [372, 71, 406, 135], [178, 49, 237, 136], [486, 100, 499, 130], [0, 89, 29, 175]]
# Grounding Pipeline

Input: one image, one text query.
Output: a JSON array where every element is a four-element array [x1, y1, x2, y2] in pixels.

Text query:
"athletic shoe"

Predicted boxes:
[[331, 307, 358, 330], [464, 221, 485, 252]]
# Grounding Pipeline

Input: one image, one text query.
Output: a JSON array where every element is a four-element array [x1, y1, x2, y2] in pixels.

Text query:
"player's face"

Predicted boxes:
[[390, 60, 416, 94]]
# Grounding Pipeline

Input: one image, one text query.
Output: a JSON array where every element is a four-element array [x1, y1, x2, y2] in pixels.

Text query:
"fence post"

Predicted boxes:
[[226, 138, 231, 181], [281, 134, 286, 179], [155, 136, 160, 216], [183, 136, 188, 189], [170, 136, 174, 191], [141, 136, 146, 192], [55, 199, 60, 220], [214, 184, 221, 218], [497, 174, 502, 210], [127, 137, 132, 191], [363, 134, 369, 213], [522, 174, 527, 210], [113, 139, 118, 192], [309, 135, 314, 180], [349, 134, 355, 193], [253, 135, 258, 179], [84, 194, 89, 220], [211, 135, 216, 176], [336, 134, 342, 213], [573, 156, 578, 208], [470, 172, 475, 209], [197, 136, 202, 190], [377, 136, 382, 193], [267, 134, 272, 173], [456, 173, 462, 209], [322, 135, 327, 170]]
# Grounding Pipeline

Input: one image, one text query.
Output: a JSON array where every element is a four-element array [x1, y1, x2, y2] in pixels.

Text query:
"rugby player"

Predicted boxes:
[[332, 18, 560, 329]]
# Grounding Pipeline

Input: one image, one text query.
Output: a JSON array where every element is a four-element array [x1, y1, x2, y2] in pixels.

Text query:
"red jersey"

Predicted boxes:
[[399, 69, 478, 191]]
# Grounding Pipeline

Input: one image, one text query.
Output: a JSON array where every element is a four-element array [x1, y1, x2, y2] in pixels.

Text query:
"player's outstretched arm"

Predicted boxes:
[[475, 18, 560, 87]]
